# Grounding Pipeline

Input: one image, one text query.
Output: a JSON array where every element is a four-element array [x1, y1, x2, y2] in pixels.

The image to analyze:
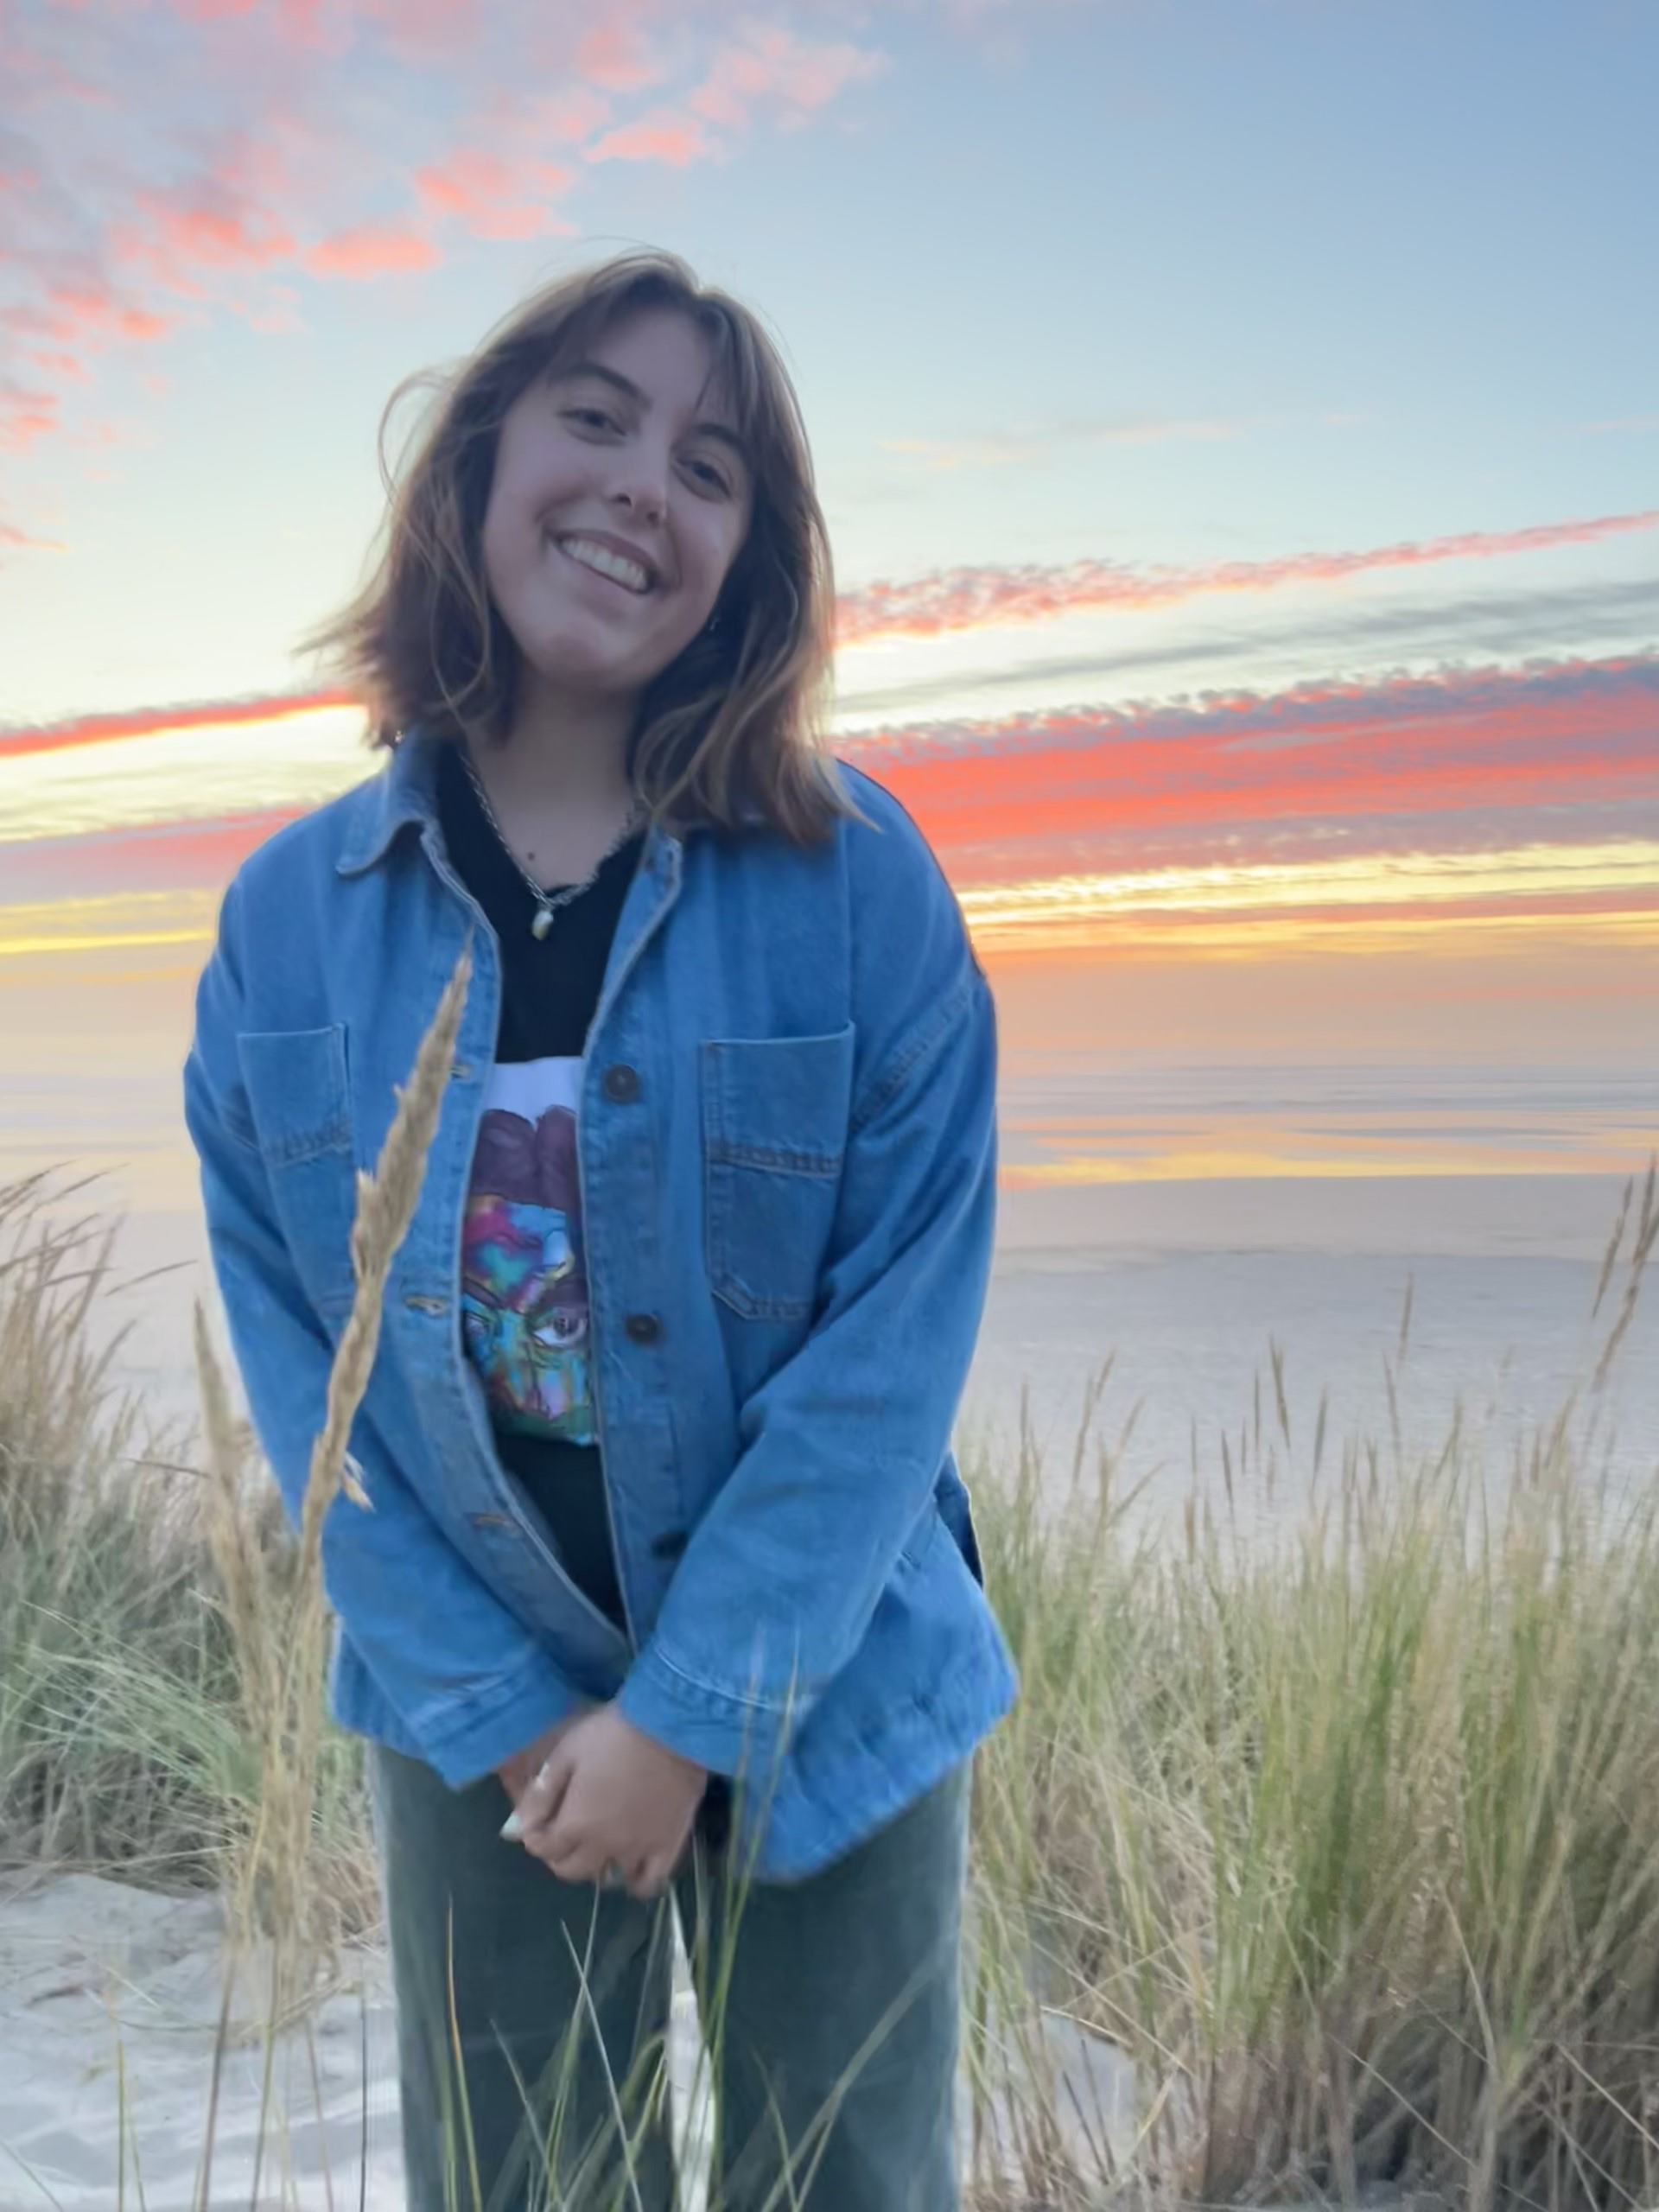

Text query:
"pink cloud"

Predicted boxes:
[[527, 85, 614, 142], [838, 509, 1659, 645], [0, 0, 889, 518], [304, 224, 442, 280], [8, 659, 1654, 927], [351, 0, 486, 66], [120, 307, 175, 341], [414, 149, 576, 242], [584, 109, 715, 167], [833, 652, 1659, 896], [106, 185, 299, 311], [575, 19, 664, 94], [0, 518, 67, 554], [0, 381, 62, 452], [22, 349, 90, 385], [688, 27, 887, 130], [170, 0, 340, 50], [8, 284, 181, 355]]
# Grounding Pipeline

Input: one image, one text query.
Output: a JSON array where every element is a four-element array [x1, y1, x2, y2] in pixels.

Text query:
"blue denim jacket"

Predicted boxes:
[[183, 726, 1018, 1879]]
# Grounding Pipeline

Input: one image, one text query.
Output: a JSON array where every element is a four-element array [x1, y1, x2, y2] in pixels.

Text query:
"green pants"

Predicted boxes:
[[365, 1743, 973, 2212]]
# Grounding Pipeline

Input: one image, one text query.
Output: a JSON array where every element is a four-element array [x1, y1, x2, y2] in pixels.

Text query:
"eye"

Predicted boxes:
[[565, 407, 618, 432], [685, 456, 731, 494]]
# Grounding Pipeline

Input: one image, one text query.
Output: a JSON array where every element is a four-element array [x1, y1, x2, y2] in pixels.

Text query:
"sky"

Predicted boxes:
[[2, 0, 1656, 1241]]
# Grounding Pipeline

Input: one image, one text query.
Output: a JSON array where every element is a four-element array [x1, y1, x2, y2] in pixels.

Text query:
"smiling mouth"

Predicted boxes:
[[550, 533, 656, 596]]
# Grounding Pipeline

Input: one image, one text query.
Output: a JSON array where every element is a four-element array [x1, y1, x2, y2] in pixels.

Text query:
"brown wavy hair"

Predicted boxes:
[[298, 246, 873, 847]]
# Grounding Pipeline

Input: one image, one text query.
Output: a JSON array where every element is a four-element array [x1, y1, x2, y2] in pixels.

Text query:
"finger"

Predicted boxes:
[[550, 1841, 606, 1886], [523, 1823, 588, 1882], [518, 1742, 578, 1834], [532, 1806, 601, 1885]]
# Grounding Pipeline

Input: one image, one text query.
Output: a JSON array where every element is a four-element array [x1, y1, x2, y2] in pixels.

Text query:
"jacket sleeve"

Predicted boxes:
[[615, 868, 998, 1783], [183, 874, 586, 1789]]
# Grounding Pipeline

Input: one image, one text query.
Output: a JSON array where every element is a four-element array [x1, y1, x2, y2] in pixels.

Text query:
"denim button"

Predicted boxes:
[[651, 1529, 688, 1560], [625, 1312, 661, 1344], [603, 1064, 641, 1102]]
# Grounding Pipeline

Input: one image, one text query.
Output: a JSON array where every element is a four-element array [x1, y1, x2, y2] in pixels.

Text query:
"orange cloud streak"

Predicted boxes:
[[857, 658, 1659, 877], [8, 510, 1656, 751], [0, 689, 359, 761]]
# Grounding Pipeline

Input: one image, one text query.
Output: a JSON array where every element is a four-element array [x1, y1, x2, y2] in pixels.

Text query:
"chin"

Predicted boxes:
[[520, 626, 632, 686]]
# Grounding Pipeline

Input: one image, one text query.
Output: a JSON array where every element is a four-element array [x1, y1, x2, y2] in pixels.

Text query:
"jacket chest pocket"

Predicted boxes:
[[236, 1025, 359, 1327], [701, 1025, 856, 1322]]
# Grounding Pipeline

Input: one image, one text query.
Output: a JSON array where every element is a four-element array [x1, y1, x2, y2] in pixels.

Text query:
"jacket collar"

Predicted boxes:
[[334, 724, 717, 879], [334, 726, 442, 877]]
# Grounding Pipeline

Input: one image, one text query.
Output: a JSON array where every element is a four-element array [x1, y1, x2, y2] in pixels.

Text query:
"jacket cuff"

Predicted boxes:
[[410, 1652, 587, 1789], [615, 1644, 798, 1784]]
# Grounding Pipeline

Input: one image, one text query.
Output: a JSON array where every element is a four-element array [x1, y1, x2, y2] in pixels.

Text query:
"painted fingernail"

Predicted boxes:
[[500, 1756, 555, 1841]]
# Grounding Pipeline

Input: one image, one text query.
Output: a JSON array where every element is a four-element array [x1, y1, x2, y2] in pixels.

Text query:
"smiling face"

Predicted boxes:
[[480, 303, 755, 716]]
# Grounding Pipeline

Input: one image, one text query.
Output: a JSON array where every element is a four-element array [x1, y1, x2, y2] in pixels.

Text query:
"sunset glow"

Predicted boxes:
[[2, 0, 1653, 1215]]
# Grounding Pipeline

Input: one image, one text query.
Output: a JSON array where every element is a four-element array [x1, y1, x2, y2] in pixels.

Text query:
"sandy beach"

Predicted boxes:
[[0, 1867, 1139, 2211]]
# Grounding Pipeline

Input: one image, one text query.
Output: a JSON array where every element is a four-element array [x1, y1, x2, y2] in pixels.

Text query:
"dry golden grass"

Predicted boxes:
[[196, 942, 472, 2001]]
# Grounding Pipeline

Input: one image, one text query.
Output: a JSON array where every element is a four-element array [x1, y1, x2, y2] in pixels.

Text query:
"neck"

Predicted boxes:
[[488, 669, 640, 818]]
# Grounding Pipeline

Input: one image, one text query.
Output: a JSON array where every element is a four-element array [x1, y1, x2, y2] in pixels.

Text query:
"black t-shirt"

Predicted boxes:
[[435, 739, 646, 1631]]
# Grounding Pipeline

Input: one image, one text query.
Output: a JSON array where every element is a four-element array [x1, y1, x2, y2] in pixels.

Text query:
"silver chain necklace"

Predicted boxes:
[[460, 747, 648, 939]]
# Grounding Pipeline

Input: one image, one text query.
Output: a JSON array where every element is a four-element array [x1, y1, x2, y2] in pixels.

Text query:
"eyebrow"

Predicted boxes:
[[552, 359, 749, 467]]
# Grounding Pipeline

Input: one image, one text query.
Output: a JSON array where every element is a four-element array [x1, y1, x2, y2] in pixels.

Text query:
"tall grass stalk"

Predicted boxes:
[[206, 943, 472, 1983], [189, 944, 471, 2212]]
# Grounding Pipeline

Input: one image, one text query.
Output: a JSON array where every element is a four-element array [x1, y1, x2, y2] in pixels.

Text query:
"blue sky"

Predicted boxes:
[[3, 0, 1655, 726]]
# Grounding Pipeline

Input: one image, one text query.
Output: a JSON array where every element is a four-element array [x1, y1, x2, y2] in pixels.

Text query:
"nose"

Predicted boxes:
[[610, 441, 670, 526]]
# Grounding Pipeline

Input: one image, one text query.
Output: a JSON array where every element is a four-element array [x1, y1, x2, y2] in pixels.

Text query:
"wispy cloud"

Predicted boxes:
[[412, 150, 578, 243], [5, 524, 1656, 768], [837, 509, 1659, 644], [688, 26, 887, 129], [0, 517, 66, 553], [844, 652, 1659, 884], [837, 576, 1659, 721], [572, 19, 665, 96], [303, 223, 444, 279], [584, 111, 718, 167], [0, 3, 887, 478], [5, 657, 1655, 932], [0, 688, 356, 764]]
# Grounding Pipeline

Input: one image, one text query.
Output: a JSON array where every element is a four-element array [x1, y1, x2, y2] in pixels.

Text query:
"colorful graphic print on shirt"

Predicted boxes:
[[460, 1057, 597, 1444]]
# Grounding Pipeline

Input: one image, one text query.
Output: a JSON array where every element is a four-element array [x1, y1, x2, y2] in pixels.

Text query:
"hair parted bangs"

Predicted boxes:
[[298, 246, 873, 847]]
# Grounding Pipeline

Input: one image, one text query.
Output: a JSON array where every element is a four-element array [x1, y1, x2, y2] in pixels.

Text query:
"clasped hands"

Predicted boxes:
[[497, 1701, 708, 1901]]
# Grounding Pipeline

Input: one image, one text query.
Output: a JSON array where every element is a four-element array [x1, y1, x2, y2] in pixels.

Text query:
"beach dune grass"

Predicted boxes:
[[1, 1023, 1656, 2202], [966, 1161, 1659, 2206]]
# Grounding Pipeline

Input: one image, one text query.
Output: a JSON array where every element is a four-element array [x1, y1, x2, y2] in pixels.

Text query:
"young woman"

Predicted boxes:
[[184, 247, 1018, 2210]]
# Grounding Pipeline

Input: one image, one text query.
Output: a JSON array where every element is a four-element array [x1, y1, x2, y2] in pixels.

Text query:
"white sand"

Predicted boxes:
[[0, 1871, 1138, 2210]]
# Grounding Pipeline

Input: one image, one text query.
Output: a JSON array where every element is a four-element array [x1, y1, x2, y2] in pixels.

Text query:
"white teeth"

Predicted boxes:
[[557, 536, 652, 594]]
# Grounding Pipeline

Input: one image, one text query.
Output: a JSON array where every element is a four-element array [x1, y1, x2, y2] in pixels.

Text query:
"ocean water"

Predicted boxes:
[[957, 1243, 1656, 1546], [52, 1168, 1659, 1556]]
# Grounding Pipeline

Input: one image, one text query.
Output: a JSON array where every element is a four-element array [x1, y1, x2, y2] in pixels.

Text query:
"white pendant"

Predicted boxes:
[[531, 905, 554, 940]]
